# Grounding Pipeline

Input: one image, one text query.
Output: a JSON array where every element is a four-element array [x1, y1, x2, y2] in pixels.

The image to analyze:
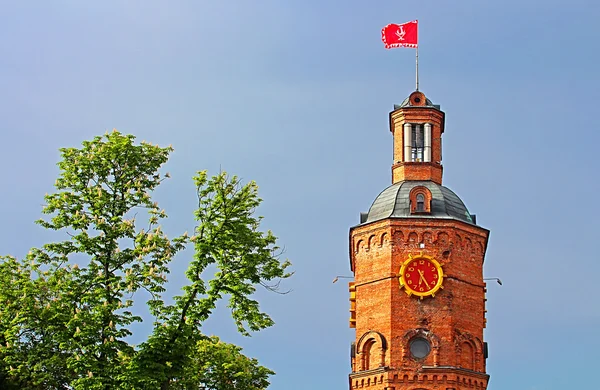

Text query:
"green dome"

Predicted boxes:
[[365, 181, 474, 225]]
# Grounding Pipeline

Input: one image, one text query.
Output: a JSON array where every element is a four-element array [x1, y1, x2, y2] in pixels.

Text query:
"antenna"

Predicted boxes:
[[416, 46, 419, 91]]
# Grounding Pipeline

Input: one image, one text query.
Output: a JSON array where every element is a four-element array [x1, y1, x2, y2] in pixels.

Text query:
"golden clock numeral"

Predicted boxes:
[[427, 261, 431, 266], [432, 274, 438, 279], [431, 267, 436, 272], [419, 260, 425, 265], [407, 280, 413, 285], [419, 287, 424, 291], [408, 267, 414, 271], [405, 273, 411, 278], [412, 262, 417, 267]]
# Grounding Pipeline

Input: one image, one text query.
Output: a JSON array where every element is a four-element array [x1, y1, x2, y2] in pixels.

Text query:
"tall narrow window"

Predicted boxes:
[[411, 124, 424, 162], [416, 194, 425, 212]]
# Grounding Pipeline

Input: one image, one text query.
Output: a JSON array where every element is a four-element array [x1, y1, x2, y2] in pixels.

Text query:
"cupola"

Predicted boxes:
[[389, 91, 445, 184]]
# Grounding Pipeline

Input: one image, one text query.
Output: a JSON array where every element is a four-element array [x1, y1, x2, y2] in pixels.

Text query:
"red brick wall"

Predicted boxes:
[[391, 163, 443, 186], [349, 219, 490, 390]]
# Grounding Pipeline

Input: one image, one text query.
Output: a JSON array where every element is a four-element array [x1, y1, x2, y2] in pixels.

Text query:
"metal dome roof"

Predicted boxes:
[[365, 181, 474, 224], [395, 96, 439, 110]]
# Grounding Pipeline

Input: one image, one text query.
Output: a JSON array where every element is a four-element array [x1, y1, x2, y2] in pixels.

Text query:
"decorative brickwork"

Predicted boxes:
[[348, 92, 491, 390]]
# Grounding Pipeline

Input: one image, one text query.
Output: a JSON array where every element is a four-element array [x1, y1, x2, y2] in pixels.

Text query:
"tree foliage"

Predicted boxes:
[[0, 131, 291, 389]]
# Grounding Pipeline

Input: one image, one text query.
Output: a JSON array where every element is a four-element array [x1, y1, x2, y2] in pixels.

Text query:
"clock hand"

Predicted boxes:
[[417, 270, 431, 289]]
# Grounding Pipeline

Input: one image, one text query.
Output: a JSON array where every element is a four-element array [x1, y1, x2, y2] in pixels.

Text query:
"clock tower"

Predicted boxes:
[[348, 91, 490, 390]]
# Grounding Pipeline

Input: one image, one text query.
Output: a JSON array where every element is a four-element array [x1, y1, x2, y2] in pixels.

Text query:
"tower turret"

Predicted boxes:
[[348, 91, 491, 390], [390, 90, 444, 184]]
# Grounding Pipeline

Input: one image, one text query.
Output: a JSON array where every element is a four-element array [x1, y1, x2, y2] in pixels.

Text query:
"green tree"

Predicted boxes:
[[0, 131, 291, 389]]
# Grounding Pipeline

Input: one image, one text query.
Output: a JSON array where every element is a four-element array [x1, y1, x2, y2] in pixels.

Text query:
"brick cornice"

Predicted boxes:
[[349, 367, 388, 379], [389, 107, 446, 134], [349, 218, 490, 271], [350, 218, 489, 240], [420, 365, 490, 380]]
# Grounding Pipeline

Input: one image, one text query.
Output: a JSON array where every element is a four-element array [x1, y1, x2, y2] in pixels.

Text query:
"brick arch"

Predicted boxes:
[[367, 234, 376, 250], [455, 331, 483, 354], [402, 328, 441, 347], [435, 232, 449, 244], [356, 331, 387, 371], [392, 229, 405, 241], [355, 239, 364, 253], [464, 237, 473, 252], [408, 232, 419, 243], [454, 331, 482, 370], [476, 241, 484, 255], [455, 233, 463, 248], [422, 231, 433, 244], [473, 336, 484, 371], [379, 232, 389, 246]]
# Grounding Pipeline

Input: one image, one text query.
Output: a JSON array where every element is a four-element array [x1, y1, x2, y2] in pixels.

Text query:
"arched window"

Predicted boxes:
[[409, 187, 432, 214], [363, 339, 378, 370], [356, 331, 387, 371], [416, 193, 425, 212]]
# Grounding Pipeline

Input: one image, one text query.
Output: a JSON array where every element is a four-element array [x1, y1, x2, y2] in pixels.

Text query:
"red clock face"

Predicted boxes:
[[400, 255, 443, 297]]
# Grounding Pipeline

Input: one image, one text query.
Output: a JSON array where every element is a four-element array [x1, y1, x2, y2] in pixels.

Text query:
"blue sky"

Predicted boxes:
[[1, 1, 599, 389]]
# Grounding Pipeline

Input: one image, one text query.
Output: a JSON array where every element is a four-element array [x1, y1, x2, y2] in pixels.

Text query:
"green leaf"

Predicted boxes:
[[0, 132, 291, 389]]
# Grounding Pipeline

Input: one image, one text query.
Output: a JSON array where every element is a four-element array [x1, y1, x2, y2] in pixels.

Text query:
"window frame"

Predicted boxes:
[[411, 124, 425, 162], [409, 187, 432, 214]]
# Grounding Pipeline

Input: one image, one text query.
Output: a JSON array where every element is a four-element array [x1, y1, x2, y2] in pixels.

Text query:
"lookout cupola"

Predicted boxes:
[[390, 91, 445, 185]]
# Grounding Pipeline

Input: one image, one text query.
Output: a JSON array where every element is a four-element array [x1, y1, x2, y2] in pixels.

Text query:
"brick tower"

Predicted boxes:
[[348, 91, 490, 390]]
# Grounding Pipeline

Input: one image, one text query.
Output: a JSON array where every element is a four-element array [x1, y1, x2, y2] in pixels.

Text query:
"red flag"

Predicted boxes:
[[381, 20, 418, 49]]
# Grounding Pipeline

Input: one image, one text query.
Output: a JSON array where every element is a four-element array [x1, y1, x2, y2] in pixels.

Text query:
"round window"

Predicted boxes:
[[409, 337, 431, 359]]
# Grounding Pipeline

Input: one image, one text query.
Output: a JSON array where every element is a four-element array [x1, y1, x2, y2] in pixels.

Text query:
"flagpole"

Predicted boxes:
[[415, 46, 419, 91]]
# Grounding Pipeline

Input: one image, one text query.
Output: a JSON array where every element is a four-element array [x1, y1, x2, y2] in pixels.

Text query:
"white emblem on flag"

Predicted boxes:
[[395, 26, 406, 41]]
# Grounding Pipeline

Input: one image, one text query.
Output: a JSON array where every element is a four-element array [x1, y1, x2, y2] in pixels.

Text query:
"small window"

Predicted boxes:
[[416, 194, 425, 212], [409, 337, 431, 359], [409, 187, 432, 214]]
